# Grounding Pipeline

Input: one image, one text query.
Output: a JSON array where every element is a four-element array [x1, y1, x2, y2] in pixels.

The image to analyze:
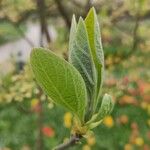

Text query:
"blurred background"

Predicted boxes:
[[0, 0, 150, 150]]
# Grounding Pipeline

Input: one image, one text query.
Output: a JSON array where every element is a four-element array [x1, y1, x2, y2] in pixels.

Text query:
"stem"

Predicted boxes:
[[36, 99, 43, 150], [36, 88, 44, 150], [53, 134, 82, 150]]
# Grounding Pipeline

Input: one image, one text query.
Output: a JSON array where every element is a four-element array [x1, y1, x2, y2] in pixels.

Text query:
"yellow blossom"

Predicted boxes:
[[147, 105, 150, 115], [82, 144, 91, 150], [87, 135, 96, 146], [141, 102, 147, 110], [135, 137, 144, 146], [147, 119, 150, 127], [31, 98, 39, 107], [103, 116, 114, 128], [63, 112, 72, 128], [124, 144, 133, 150]]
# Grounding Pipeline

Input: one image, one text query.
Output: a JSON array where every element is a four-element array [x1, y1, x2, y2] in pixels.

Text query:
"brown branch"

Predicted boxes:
[[54, 0, 71, 29], [53, 134, 82, 150], [106, 5, 141, 68], [36, 0, 51, 46], [131, 12, 140, 53]]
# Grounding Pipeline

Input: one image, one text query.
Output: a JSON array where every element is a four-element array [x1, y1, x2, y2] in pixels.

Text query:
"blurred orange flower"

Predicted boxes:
[[134, 137, 144, 146], [124, 144, 133, 150], [119, 115, 129, 124], [105, 78, 117, 87], [131, 122, 138, 131], [82, 144, 91, 150], [31, 98, 39, 107], [143, 94, 150, 102], [87, 135, 96, 146], [143, 144, 150, 150], [31, 98, 41, 113], [42, 126, 55, 137], [103, 116, 114, 128], [119, 95, 138, 105], [138, 81, 150, 95], [127, 88, 138, 96]]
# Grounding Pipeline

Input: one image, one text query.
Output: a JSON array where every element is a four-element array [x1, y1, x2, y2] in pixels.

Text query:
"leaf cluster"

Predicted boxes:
[[30, 7, 114, 136]]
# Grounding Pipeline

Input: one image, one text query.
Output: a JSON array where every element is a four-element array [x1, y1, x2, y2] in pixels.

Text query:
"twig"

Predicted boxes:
[[53, 134, 82, 150], [54, 0, 71, 28], [131, 10, 140, 54], [36, 99, 44, 150], [106, 2, 140, 68], [36, 0, 51, 46]]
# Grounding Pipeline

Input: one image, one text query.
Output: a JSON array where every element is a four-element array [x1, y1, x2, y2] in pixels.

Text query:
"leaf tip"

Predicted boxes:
[[72, 14, 76, 20], [85, 7, 96, 20], [71, 14, 77, 25], [79, 16, 84, 21], [90, 7, 96, 13]]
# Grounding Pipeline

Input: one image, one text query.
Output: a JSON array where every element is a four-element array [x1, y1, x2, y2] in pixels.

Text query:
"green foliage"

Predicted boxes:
[[30, 48, 87, 122], [69, 8, 105, 121], [85, 8, 104, 99], [1, 58, 150, 149], [69, 16, 97, 118], [97, 94, 114, 120], [0, 1, 150, 149], [30, 7, 113, 136]]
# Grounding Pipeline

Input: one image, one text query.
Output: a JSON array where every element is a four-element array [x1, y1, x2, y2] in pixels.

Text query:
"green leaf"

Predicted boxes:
[[30, 48, 87, 122], [85, 7, 104, 108], [69, 15, 77, 61], [97, 94, 114, 120], [88, 120, 102, 129], [69, 17, 97, 118]]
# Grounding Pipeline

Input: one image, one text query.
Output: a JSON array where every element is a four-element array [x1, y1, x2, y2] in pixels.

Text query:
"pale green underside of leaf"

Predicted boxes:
[[85, 7, 104, 105], [97, 94, 114, 120], [69, 17, 97, 115], [30, 48, 87, 121]]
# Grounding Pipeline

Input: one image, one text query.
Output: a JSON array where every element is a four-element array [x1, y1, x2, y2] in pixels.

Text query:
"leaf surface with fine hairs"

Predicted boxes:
[[30, 48, 87, 121]]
